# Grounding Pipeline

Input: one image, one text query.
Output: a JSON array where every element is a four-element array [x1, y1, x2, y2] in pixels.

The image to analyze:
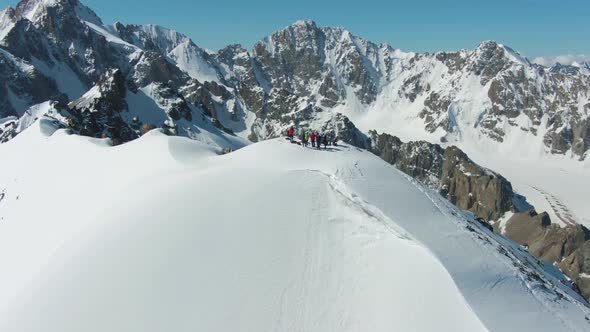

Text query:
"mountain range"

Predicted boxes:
[[1, 0, 589, 161]]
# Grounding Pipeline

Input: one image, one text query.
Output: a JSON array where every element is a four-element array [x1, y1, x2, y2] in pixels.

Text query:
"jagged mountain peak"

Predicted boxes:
[[13, 0, 102, 27], [113, 22, 208, 55], [256, 19, 405, 64], [473, 40, 530, 66], [0, 6, 15, 19], [111, 22, 222, 83], [0, 7, 16, 39], [255, 19, 323, 53], [134, 24, 191, 48], [291, 19, 318, 28]]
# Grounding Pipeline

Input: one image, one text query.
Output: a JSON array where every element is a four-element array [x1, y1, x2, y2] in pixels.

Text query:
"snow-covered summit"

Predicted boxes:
[[477, 40, 531, 66], [13, 0, 102, 27]]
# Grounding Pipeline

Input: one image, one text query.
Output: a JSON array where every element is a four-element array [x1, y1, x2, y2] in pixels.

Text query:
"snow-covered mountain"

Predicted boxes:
[[241, 21, 590, 162], [0, 0, 249, 148], [2, 3, 589, 160], [1, 120, 590, 331]]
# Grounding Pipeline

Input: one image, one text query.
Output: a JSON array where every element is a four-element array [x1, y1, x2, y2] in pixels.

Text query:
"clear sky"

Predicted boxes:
[[2, 0, 589, 57]]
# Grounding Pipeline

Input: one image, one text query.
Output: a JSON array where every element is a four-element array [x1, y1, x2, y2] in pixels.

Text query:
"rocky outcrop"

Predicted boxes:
[[366, 131, 514, 220], [66, 69, 136, 143], [440, 147, 514, 221], [559, 242, 590, 301], [69, 69, 127, 113], [504, 211, 589, 263], [0, 48, 65, 117], [369, 131, 444, 187], [321, 113, 371, 149], [490, 209, 590, 300]]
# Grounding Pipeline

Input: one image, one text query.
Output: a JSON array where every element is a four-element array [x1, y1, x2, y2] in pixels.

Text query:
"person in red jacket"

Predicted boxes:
[[310, 131, 317, 147], [287, 126, 295, 142]]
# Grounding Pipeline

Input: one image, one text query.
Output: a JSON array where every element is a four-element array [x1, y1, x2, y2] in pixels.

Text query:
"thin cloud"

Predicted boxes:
[[533, 55, 590, 67]]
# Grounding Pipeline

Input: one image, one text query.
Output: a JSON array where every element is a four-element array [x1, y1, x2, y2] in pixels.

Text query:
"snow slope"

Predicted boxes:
[[0, 121, 589, 331], [463, 145, 590, 228]]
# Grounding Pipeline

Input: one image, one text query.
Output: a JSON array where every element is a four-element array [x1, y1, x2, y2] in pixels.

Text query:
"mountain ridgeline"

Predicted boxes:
[[2, 0, 590, 300], [1, 1, 589, 158]]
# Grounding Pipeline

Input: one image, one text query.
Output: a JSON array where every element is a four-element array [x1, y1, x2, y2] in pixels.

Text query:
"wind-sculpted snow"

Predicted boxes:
[[0, 125, 589, 331]]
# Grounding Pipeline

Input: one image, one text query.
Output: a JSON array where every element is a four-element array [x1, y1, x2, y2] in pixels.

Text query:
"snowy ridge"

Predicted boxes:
[[0, 128, 589, 331]]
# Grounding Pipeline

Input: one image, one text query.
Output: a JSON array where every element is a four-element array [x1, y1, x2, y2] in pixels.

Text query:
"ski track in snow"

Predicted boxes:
[[272, 169, 420, 330], [527, 185, 578, 226], [290, 156, 590, 331]]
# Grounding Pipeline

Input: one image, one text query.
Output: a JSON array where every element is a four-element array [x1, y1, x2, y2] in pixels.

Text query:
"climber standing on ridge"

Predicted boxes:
[[330, 130, 337, 146], [304, 131, 310, 147], [316, 132, 322, 150], [300, 130, 306, 147], [310, 131, 316, 148], [322, 133, 329, 149], [287, 126, 295, 143]]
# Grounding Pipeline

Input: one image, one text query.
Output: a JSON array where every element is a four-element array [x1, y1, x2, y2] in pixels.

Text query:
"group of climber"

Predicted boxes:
[[286, 126, 338, 149]]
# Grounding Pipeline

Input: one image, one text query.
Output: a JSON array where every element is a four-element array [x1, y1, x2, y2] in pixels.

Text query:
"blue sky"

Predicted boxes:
[[3, 0, 589, 57]]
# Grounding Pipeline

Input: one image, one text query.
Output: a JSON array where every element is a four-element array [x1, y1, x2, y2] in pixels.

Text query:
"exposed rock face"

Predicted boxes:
[[504, 211, 589, 263], [468, 41, 520, 85], [492, 209, 590, 300], [4, 0, 133, 90], [69, 69, 127, 113], [0, 48, 65, 117], [559, 242, 590, 300], [369, 131, 444, 187], [439, 146, 514, 221], [321, 113, 371, 149], [366, 131, 514, 221], [65, 69, 136, 143]]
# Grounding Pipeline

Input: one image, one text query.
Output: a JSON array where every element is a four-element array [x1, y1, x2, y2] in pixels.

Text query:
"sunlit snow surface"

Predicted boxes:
[[0, 120, 589, 331]]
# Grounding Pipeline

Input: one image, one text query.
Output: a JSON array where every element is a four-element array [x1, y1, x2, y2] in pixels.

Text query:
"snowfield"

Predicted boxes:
[[0, 120, 589, 331], [466, 149, 590, 228]]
